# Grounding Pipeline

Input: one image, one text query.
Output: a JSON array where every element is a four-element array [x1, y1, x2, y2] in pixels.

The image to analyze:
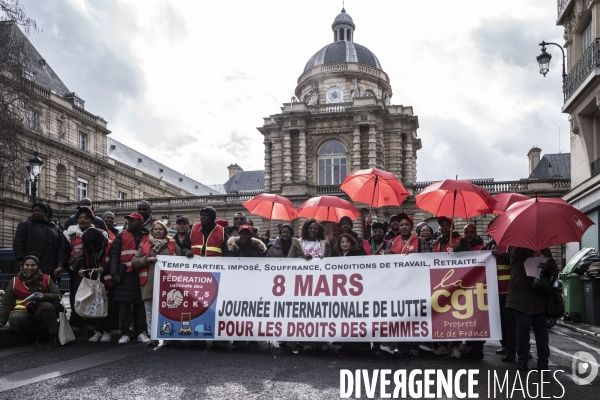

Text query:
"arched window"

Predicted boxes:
[[318, 140, 347, 185]]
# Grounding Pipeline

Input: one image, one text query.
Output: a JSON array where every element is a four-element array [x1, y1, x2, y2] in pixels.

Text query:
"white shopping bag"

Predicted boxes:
[[74, 273, 108, 318]]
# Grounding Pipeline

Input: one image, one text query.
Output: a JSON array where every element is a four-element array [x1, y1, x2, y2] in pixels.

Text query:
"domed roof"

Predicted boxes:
[[303, 41, 382, 72], [333, 8, 354, 25]]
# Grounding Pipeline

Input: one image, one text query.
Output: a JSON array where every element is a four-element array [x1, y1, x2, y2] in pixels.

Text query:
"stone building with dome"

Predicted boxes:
[[259, 9, 422, 206]]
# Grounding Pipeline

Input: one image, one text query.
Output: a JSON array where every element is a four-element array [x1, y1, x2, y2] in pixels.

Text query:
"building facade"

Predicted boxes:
[[556, 0, 600, 260]]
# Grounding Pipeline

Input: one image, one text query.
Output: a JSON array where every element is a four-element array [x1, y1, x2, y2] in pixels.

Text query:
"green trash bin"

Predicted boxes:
[[561, 273, 586, 322]]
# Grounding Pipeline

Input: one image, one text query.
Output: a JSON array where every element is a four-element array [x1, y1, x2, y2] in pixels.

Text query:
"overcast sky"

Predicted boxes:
[[19, 0, 567, 185]]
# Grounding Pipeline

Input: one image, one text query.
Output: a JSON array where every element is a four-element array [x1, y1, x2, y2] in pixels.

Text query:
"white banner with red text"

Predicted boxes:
[[151, 251, 501, 341]]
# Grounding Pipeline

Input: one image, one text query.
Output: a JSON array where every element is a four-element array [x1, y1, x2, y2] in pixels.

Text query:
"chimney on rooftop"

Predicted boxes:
[[528, 147, 542, 176], [227, 163, 243, 179]]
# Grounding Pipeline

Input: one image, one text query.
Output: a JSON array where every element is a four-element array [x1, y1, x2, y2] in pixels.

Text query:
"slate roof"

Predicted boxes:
[[304, 41, 382, 72], [529, 153, 571, 180], [0, 21, 71, 97], [223, 171, 265, 194], [107, 137, 217, 196]]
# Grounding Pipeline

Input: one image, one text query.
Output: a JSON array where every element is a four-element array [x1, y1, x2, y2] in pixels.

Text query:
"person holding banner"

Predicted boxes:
[[132, 220, 181, 346], [187, 207, 228, 258], [266, 224, 294, 257], [362, 222, 388, 255], [330, 216, 363, 256], [431, 217, 461, 253], [288, 219, 331, 353], [385, 213, 429, 356]]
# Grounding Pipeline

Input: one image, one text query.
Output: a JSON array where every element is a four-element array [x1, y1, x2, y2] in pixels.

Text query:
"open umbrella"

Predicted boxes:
[[486, 197, 595, 251], [340, 168, 409, 211], [296, 196, 361, 223], [415, 179, 496, 220], [242, 193, 296, 231], [491, 193, 531, 214]]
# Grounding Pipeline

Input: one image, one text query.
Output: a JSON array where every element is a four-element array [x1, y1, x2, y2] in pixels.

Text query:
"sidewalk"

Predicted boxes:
[[557, 318, 600, 338]]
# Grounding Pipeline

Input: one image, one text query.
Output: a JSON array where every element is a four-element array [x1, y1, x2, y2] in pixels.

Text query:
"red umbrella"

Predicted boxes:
[[415, 179, 496, 219], [487, 197, 595, 251], [492, 193, 531, 214], [340, 168, 409, 210], [296, 196, 361, 223], [242, 194, 297, 230]]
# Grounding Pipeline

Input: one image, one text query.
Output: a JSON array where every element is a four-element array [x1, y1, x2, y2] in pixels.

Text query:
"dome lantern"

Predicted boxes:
[[332, 8, 355, 42]]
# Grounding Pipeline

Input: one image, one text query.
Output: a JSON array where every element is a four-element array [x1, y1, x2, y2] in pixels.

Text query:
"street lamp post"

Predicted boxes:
[[161, 214, 170, 226], [537, 41, 567, 92], [25, 151, 43, 204]]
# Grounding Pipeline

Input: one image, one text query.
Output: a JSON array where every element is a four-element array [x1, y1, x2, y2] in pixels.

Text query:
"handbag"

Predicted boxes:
[[546, 285, 565, 319], [74, 271, 108, 318], [58, 300, 76, 345]]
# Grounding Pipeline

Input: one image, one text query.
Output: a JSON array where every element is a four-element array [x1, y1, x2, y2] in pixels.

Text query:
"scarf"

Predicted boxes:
[[280, 239, 293, 255], [149, 237, 169, 253], [18, 268, 45, 292]]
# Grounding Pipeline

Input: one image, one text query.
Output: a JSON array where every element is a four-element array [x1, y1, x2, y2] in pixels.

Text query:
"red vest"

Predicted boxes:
[[120, 230, 147, 273], [469, 244, 485, 251], [389, 234, 420, 254], [190, 224, 224, 257], [13, 274, 50, 312], [494, 245, 511, 294], [432, 236, 462, 252], [362, 239, 388, 255], [138, 240, 176, 285]]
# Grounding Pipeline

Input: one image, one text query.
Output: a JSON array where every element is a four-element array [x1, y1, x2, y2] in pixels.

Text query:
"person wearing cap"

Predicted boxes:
[[63, 198, 107, 232], [58, 206, 109, 331], [387, 213, 431, 255], [109, 212, 149, 344], [430, 217, 462, 253], [0, 255, 62, 347], [137, 200, 157, 231], [330, 216, 363, 256], [362, 222, 388, 255], [266, 224, 294, 258], [102, 211, 119, 241], [187, 207, 228, 258], [227, 225, 267, 258], [174, 215, 192, 255], [13, 202, 62, 282], [385, 215, 401, 240], [447, 224, 486, 360]]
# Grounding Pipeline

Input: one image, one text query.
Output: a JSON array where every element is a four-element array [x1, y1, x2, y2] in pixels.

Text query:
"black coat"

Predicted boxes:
[[333, 248, 366, 257], [227, 237, 266, 257], [58, 226, 108, 272], [13, 217, 62, 275], [109, 229, 149, 304]]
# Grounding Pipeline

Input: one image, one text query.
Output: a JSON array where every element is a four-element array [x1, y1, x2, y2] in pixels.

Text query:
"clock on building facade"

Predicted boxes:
[[326, 87, 343, 103]]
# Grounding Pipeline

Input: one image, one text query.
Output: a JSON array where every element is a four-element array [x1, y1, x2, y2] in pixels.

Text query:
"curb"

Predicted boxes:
[[556, 319, 600, 337]]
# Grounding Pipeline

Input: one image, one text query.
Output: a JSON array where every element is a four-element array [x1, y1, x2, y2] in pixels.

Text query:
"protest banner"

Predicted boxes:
[[151, 251, 501, 341]]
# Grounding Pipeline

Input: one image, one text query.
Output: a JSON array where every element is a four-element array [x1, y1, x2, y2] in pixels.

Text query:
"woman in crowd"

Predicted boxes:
[[13, 202, 62, 282], [132, 220, 180, 346], [266, 224, 294, 257], [418, 224, 434, 248], [506, 247, 557, 371], [0, 255, 62, 347], [288, 219, 330, 353], [102, 211, 119, 241]]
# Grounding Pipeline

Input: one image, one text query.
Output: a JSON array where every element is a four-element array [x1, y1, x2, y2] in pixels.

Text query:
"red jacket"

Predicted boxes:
[[190, 224, 225, 257], [138, 240, 177, 285]]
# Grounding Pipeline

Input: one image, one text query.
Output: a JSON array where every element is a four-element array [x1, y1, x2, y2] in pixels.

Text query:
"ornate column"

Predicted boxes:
[[368, 125, 376, 169], [404, 131, 414, 185], [299, 129, 307, 182], [283, 130, 292, 183], [264, 140, 272, 191], [352, 126, 361, 170]]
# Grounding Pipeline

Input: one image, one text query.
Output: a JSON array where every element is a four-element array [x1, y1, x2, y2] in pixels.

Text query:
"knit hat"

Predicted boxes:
[[31, 202, 49, 214], [397, 213, 414, 226], [22, 255, 40, 265], [102, 211, 115, 219], [200, 207, 217, 222], [339, 216, 353, 227], [371, 222, 385, 231], [279, 223, 294, 235]]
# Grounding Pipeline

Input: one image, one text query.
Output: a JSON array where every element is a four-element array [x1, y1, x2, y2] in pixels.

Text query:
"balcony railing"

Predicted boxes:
[[564, 38, 600, 102], [309, 102, 352, 114], [315, 185, 345, 195], [592, 157, 600, 177]]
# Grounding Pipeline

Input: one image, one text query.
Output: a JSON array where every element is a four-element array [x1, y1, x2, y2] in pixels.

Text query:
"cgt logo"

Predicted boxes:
[[571, 216, 586, 231], [430, 266, 490, 339], [431, 268, 488, 319]]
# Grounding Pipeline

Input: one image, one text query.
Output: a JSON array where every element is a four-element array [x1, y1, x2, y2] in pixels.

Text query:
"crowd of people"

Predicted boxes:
[[1, 197, 557, 371]]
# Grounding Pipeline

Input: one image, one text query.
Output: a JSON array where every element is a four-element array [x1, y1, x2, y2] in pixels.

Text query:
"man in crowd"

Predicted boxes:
[[362, 222, 388, 255], [174, 215, 191, 254], [110, 212, 149, 344], [187, 207, 228, 258], [226, 212, 246, 238], [63, 198, 107, 232], [387, 213, 431, 255], [431, 217, 461, 252], [137, 200, 157, 231], [385, 215, 400, 240]]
